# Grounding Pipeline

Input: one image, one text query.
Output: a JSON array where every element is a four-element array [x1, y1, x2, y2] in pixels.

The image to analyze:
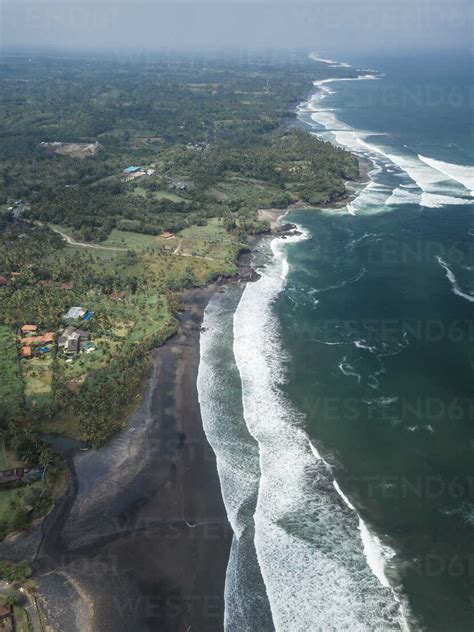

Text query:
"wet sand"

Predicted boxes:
[[29, 286, 232, 631]]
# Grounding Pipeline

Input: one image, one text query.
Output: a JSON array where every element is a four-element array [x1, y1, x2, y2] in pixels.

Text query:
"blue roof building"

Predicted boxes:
[[123, 166, 141, 174]]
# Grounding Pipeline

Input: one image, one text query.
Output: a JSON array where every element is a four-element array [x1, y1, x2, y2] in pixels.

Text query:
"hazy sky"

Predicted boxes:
[[1, 0, 472, 54]]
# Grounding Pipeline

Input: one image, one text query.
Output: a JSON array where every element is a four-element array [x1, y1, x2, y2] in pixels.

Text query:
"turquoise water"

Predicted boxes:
[[199, 51, 474, 631]]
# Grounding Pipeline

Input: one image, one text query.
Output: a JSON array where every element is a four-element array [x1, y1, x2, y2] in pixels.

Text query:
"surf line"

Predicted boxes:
[[308, 440, 411, 631]]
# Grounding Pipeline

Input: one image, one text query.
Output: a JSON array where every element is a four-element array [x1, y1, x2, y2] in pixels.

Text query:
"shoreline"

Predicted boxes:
[[9, 283, 234, 631], [0, 227, 286, 632], [257, 156, 372, 230], [0, 68, 372, 631]]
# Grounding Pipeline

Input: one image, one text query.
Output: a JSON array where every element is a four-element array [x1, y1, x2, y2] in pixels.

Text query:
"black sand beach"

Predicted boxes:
[[18, 286, 232, 631]]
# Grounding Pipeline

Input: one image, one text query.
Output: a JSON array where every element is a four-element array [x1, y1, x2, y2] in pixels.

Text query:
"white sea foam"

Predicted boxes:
[[418, 154, 474, 196], [309, 53, 353, 68], [312, 267, 366, 293], [302, 71, 473, 212], [436, 256, 474, 303], [385, 186, 420, 206], [338, 359, 362, 383], [420, 192, 472, 208], [233, 230, 409, 630], [198, 288, 260, 540], [334, 473, 397, 591]]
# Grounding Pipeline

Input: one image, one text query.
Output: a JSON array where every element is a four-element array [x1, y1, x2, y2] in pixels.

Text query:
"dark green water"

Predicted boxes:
[[280, 204, 474, 630], [199, 51, 474, 631], [277, 51, 474, 630]]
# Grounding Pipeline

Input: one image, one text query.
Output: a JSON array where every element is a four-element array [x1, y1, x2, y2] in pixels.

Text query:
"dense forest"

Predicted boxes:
[[0, 52, 359, 240]]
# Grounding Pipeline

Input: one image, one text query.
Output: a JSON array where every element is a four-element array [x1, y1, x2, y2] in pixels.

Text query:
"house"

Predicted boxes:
[[123, 165, 141, 174], [82, 311, 94, 322], [82, 341, 96, 353], [161, 231, 175, 240], [66, 338, 79, 355], [63, 306, 86, 320], [20, 337, 38, 346], [0, 468, 23, 489], [21, 346, 32, 358], [0, 276, 8, 287], [0, 603, 13, 623], [76, 330, 91, 340], [21, 324, 38, 334], [21, 333, 54, 346]]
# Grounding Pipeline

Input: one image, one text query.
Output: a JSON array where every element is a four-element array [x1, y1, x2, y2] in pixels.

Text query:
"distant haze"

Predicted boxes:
[[1, 0, 472, 54]]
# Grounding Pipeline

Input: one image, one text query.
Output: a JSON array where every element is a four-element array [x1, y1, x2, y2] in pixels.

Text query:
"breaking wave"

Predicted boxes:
[[231, 229, 410, 630], [436, 256, 474, 303], [298, 62, 474, 214]]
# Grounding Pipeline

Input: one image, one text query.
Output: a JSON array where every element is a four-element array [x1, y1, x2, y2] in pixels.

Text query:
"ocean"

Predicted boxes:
[[198, 50, 474, 631]]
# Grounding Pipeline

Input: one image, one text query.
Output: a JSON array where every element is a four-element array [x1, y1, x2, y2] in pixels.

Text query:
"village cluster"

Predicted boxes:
[[121, 164, 156, 182], [121, 164, 188, 191], [18, 306, 96, 361]]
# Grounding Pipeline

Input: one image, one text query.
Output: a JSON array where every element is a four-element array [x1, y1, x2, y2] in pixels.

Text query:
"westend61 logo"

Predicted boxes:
[[312, 240, 474, 267], [345, 474, 474, 501], [406, 554, 474, 579], [113, 594, 222, 620], [292, 318, 474, 345], [306, 395, 474, 424]]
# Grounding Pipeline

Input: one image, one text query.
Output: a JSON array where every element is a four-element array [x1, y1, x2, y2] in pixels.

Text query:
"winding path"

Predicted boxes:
[[49, 226, 127, 252]]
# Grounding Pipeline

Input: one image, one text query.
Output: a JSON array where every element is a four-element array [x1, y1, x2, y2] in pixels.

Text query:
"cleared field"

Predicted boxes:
[[102, 229, 160, 250], [22, 355, 53, 405], [213, 176, 292, 209], [132, 187, 186, 202], [178, 218, 240, 262]]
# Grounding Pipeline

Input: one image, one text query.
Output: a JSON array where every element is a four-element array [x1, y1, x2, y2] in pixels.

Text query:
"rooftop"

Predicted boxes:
[[123, 165, 141, 173], [64, 306, 86, 320], [21, 324, 38, 332]]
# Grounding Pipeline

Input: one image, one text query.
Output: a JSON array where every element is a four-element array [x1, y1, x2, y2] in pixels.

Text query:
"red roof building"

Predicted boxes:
[[21, 324, 38, 334]]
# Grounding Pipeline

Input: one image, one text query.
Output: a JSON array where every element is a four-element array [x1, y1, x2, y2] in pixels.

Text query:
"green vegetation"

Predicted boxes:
[[0, 560, 32, 584], [0, 52, 358, 242], [0, 51, 361, 536], [0, 327, 24, 425]]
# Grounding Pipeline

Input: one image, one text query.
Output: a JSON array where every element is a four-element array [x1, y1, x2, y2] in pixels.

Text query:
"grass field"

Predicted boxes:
[[0, 327, 24, 420], [131, 187, 186, 202], [22, 355, 53, 408], [213, 176, 292, 209], [102, 229, 161, 250], [178, 218, 239, 262]]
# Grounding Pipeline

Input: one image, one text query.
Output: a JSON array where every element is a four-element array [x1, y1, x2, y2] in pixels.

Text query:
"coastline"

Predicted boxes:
[[15, 284, 233, 631], [0, 219, 292, 632], [0, 69, 371, 631], [258, 156, 372, 230]]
